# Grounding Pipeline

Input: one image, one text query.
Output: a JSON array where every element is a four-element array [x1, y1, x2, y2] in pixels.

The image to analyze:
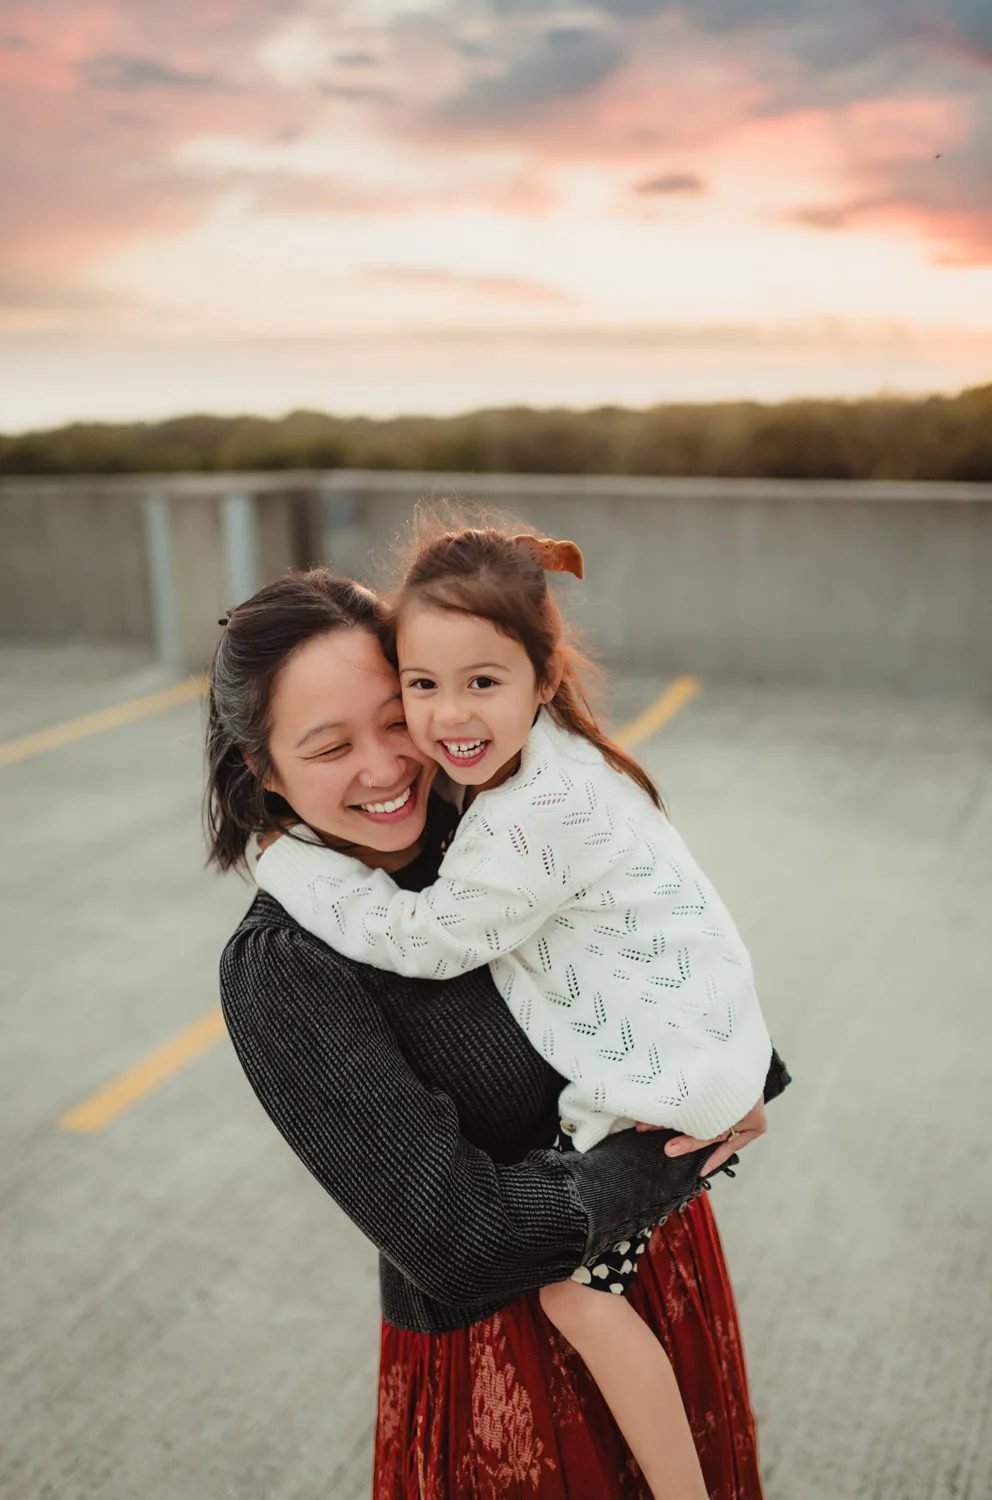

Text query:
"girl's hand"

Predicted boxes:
[[635, 1096, 768, 1177], [248, 826, 290, 872]]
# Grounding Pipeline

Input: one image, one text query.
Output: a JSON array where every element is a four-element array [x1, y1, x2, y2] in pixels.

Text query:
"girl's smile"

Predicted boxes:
[[437, 737, 491, 768]]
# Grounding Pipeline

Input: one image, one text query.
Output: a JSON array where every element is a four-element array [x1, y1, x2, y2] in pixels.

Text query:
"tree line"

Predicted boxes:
[[2, 384, 990, 480]]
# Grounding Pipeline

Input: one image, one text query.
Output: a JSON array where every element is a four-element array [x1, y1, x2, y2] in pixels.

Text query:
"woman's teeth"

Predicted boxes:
[[359, 784, 413, 814], [441, 739, 487, 759]]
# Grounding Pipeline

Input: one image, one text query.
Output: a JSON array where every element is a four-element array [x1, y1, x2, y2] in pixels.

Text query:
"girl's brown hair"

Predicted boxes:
[[205, 569, 381, 871], [391, 518, 664, 811]]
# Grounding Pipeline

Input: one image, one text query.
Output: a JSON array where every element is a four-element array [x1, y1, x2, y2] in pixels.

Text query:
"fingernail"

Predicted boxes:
[[665, 1143, 683, 1156]]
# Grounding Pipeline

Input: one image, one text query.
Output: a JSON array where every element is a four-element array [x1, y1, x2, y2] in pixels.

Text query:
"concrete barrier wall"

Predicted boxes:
[[2, 470, 990, 698], [321, 472, 992, 702], [0, 477, 319, 668], [0, 480, 153, 643]]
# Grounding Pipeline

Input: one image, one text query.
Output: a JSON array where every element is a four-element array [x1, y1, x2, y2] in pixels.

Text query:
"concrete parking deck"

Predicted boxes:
[[1, 646, 990, 1500]]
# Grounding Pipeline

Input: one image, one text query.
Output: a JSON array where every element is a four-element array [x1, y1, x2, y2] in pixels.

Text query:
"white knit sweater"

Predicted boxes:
[[254, 712, 772, 1150]]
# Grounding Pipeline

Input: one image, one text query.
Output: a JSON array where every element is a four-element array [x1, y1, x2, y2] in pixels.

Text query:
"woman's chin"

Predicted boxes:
[[354, 816, 426, 852]]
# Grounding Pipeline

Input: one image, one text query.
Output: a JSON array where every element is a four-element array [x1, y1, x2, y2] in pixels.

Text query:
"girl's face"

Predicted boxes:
[[397, 605, 556, 792], [263, 628, 436, 858]]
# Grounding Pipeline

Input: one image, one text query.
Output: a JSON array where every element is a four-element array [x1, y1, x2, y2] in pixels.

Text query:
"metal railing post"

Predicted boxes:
[[221, 491, 259, 608], [142, 490, 181, 667]]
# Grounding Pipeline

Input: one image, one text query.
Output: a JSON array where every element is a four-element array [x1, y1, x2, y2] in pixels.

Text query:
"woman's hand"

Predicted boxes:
[[635, 1096, 768, 1177]]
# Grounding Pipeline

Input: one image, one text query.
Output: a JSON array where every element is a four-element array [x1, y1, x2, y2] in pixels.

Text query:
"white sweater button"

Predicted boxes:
[[560, 1119, 577, 1134]]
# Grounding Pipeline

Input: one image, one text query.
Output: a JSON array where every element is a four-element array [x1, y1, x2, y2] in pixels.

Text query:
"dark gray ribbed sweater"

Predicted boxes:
[[220, 827, 790, 1333]]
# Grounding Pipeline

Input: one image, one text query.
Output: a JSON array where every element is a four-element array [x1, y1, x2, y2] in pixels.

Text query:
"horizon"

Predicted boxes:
[[5, 380, 992, 442], [2, 1, 992, 428]]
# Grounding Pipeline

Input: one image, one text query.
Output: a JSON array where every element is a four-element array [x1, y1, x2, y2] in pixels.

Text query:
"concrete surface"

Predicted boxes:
[[0, 647, 990, 1499], [3, 472, 991, 697]]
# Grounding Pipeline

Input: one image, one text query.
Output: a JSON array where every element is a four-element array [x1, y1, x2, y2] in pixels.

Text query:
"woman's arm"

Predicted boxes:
[[221, 916, 719, 1309]]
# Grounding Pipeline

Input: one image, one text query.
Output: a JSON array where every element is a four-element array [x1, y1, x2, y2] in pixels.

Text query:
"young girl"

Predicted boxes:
[[252, 524, 773, 1499]]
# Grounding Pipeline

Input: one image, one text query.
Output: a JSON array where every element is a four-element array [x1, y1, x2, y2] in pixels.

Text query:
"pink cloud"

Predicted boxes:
[[765, 93, 992, 264], [3, 0, 992, 324], [0, 1, 319, 303]]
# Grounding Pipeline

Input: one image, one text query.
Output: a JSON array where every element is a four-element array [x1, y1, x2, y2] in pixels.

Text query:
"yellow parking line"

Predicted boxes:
[[0, 676, 206, 770], [60, 1007, 226, 1133], [615, 675, 701, 749], [58, 675, 700, 1133]]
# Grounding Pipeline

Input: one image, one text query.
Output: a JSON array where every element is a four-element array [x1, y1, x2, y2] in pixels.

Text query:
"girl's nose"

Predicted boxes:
[[434, 693, 473, 727]]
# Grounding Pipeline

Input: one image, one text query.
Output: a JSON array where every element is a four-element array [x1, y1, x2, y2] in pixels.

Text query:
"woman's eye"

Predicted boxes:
[[387, 719, 408, 732], [310, 743, 348, 760], [469, 675, 498, 690]]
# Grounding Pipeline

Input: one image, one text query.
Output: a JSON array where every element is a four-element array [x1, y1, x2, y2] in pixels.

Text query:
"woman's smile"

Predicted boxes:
[[351, 773, 422, 824]]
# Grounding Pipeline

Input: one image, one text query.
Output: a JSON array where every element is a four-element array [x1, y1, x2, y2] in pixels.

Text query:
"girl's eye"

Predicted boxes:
[[469, 676, 498, 690], [405, 677, 436, 691]]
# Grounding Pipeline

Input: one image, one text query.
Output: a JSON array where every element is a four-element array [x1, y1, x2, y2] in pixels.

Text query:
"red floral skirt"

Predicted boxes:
[[374, 1193, 763, 1498]]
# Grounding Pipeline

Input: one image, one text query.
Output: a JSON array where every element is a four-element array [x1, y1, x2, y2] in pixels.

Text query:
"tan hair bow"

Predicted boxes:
[[512, 534, 585, 580]]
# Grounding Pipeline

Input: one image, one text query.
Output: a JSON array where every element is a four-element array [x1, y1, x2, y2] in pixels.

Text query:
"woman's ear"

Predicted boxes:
[[540, 649, 565, 704], [245, 751, 279, 795]]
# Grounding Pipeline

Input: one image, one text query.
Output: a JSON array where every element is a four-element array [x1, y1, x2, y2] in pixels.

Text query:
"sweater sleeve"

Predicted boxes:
[[252, 790, 610, 980], [220, 917, 744, 1308], [220, 918, 591, 1307]]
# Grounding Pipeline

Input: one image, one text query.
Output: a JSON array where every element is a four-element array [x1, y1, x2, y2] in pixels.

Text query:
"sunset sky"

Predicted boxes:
[[2, 0, 991, 428]]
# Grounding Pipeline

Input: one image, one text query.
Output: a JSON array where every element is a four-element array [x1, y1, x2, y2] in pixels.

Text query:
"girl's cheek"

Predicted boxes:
[[401, 699, 430, 743], [408, 724, 436, 759]]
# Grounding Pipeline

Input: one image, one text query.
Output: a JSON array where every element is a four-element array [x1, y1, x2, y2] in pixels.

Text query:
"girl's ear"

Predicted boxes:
[[540, 649, 565, 704]]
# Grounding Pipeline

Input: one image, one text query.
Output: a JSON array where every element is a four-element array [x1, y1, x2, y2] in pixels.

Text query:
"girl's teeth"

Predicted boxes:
[[443, 739, 486, 758], [360, 785, 413, 814]]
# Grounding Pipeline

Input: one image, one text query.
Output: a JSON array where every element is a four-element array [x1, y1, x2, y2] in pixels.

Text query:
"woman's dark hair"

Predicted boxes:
[[390, 515, 664, 811], [205, 568, 380, 871]]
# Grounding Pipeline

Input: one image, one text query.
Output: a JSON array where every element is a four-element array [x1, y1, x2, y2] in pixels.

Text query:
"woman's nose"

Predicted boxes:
[[359, 733, 412, 789]]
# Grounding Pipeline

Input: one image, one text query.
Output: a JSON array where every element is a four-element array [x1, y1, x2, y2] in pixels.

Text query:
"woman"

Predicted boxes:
[[208, 569, 790, 1499]]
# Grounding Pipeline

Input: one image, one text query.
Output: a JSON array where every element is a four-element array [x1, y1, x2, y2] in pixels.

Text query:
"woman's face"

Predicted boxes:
[[263, 628, 436, 856]]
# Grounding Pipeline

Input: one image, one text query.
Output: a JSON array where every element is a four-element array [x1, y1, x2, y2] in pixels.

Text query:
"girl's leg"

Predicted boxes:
[[540, 1278, 709, 1500]]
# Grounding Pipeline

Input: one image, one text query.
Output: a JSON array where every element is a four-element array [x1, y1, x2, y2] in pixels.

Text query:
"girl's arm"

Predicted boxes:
[[253, 785, 623, 980], [221, 914, 713, 1308]]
